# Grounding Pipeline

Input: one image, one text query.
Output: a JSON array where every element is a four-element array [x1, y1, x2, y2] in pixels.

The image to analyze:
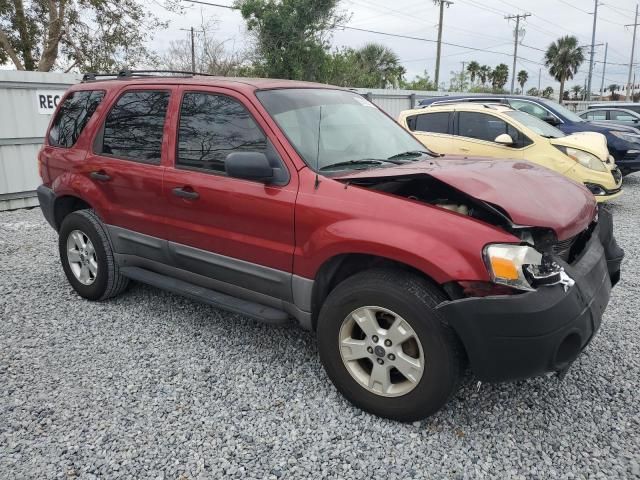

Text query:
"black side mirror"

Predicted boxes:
[[543, 115, 560, 126], [225, 151, 274, 183]]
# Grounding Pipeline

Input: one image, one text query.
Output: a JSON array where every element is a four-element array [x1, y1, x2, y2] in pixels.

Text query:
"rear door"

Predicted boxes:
[[84, 86, 173, 248], [451, 111, 527, 160], [404, 111, 453, 154], [161, 86, 297, 300]]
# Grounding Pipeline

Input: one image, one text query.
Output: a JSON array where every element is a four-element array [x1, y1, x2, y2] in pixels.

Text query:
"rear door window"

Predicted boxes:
[[609, 111, 636, 121], [406, 112, 450, 133], [48, 90, 105, 147], [99, 90, 170, 164]]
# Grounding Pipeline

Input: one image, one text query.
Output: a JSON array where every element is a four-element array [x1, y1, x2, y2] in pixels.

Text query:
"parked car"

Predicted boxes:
[[398, 103, 622, 201], [579, 107, 640, 127], [37, 72, 623, 421], [587, 102, 640, 115], [418, 95, 640, 175]]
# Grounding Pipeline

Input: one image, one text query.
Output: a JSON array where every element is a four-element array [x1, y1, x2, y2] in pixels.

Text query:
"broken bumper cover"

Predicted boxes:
[[437, 208, 623, 382]]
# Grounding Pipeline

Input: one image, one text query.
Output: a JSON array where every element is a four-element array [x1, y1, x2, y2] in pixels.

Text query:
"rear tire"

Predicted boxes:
[[58, 210, 129, 301], [317, 268, 463, 421]]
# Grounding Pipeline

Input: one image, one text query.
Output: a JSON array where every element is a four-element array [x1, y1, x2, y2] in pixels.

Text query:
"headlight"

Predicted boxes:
[[484, 243, 575, 292], [611, 131, 640, 144], [484, 244, 542, 291], [555, 145, 608, 172]]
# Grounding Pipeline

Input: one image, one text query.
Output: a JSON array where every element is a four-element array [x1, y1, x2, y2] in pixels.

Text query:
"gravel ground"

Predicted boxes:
[[1, 180, 639, 480]]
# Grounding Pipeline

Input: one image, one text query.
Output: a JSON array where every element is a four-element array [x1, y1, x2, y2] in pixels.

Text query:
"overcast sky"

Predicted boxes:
[[152, 0, 638, 92]]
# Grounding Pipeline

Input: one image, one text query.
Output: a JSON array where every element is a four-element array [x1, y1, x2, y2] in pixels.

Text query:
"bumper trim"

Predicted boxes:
[[36, 185, 57, 230]]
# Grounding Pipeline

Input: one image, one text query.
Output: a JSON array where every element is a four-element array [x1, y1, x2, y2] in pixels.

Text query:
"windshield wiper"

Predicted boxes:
[[319, 159, 387, 171], [387, 150, 435, 160]]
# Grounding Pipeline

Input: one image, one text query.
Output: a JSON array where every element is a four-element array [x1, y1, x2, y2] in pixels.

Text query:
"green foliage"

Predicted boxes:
[[542, 86, 554, 99], [571, 84, 583, 100], [466, 60, 480, 84], [544, 35, 584, 104], [517, 70, 528, 91], [526, 87, 539, 96], [400, 70, 436, 91], [0, 0, 172, 71], [491, 63, 509, 90], [608, 84, 620, 100], [235, 0, 346, 81]]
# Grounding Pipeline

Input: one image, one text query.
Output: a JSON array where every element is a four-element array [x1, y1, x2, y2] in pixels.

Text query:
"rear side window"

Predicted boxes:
[[48, 90, 105, 147], [406, 112, 450, 133], [100, 90, 170, 164], [177, 92, 267, 172], [585, 111, 607, 121]]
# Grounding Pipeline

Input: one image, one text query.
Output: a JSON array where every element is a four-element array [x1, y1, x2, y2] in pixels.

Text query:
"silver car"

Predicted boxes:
[[579, 107, 640, 128]]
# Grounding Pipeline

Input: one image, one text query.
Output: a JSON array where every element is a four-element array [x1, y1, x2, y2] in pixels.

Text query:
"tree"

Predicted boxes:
[[466, 60, 480, 85], [235, 0, 347, 81], [571, 84, 583, 100], [0, 0, 171, 71], [544, 35, 584, 105], [517, 70, 528, 92], [400, 70, 436, 90], [526, 87, 539, 96], [352, 43, 405, 88], [160, 19, 248, 76], [542, 86, 554, 99], [491, 63, 509, 91], [608, 84, 620, 100], [479, 64, 492, 87]]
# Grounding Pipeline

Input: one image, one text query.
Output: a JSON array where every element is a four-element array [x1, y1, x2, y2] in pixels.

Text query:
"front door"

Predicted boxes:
[[162, 87, 297, 300], [452, 111, 526, 160]]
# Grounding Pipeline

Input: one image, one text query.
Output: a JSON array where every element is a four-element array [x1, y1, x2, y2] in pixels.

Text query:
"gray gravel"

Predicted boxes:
[[1, 179, 639, 480]]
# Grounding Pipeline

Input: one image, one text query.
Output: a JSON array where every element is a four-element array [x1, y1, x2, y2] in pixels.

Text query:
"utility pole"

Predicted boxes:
[[505, 13, 531, 95], [190, 26, 196, 74], [600, 42, 608, 100], [460, 61, 466, 91], [586, 0, 599, 101], [625, 4, 639, 101], [434, 0, 453, 90], [538, 67, 541, 96]]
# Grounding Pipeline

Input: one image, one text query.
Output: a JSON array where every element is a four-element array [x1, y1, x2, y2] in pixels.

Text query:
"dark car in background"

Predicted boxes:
[[418, 95, 640, 175]]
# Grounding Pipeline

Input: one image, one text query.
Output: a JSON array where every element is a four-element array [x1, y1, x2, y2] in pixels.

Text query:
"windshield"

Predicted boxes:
[[505, 110, 566, 138], [539, 98, 585, 123], [256, 89, 433, 171]]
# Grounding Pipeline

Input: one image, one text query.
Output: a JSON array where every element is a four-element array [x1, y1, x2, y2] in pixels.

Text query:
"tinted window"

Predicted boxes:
[[610, 111, 637, 121], [508, 100, 550, 120], [101, 91, 170, 163], [48, 90, 104, 147], [586, 111, 607, 121], [457, 111, 532, 147], [177, 93, 267, 172], [407, 112, 450, 133]]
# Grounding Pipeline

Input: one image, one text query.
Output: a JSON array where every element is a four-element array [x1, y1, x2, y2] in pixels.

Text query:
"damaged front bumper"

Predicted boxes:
[[437, 208, 623, 382]]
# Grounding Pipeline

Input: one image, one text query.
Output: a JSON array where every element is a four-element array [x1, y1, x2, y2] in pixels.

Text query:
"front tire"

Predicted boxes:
[[317, 268, 463, 421], [58, 210, 129, 301]]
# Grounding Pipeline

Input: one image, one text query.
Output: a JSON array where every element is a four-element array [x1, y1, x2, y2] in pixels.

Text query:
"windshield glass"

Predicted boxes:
[[505, 110, 566, 138], [539, 98, 585, 123], [256, 89, 432, 171]]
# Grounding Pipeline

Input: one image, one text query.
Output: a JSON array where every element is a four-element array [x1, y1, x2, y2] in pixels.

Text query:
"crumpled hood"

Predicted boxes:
[[335, 157, 597, 240], [550, 132, 610, 162]]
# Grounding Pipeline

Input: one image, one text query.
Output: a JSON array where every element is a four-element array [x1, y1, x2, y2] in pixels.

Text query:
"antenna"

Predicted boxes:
[[314, 105, 322, 189]]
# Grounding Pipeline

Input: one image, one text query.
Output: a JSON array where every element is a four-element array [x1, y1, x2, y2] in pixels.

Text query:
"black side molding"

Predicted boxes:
[[37, 185, 57, 230], [120, 266, 290, 325]]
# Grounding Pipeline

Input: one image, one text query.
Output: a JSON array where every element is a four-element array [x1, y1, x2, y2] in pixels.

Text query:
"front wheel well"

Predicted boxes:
[[310, 254, 447, 330], [53, 196, 92, 230]]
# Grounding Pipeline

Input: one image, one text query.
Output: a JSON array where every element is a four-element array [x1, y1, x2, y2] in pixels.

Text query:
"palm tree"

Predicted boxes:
[[571, 85, 583, 100], [479, 65, 492, 87], [542, 86, 554, 99], [467, 61, 481, 85], [608, 84, 620, 100], [544, 35, 584, 104], [491, 63, 509, 91], [517, 70, 528, 92], [355, 43, 406, 88]]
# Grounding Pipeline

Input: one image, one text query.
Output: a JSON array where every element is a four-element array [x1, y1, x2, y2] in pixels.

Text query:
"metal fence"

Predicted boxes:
[[0, 70, 79, 211]]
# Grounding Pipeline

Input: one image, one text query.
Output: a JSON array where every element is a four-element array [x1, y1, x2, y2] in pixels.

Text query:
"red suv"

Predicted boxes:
[[37, 71, 623, 421]]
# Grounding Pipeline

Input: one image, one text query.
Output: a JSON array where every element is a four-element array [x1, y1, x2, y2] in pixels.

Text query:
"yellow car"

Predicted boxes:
[[398, 103, 622, 202]]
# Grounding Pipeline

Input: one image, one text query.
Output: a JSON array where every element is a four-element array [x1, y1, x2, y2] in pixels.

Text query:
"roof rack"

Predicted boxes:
[[422, 101, 509, 110], [81, 69, 218, 82]]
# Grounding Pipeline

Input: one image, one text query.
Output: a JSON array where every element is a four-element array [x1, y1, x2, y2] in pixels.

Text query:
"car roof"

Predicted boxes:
[[71, 75, 344, 94], [401, 103, 514, 115]]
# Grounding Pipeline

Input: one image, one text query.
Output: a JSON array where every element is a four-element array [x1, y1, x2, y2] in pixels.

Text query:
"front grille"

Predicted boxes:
[[552, 236, 576, 261], [612, 167, 622, 184]]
